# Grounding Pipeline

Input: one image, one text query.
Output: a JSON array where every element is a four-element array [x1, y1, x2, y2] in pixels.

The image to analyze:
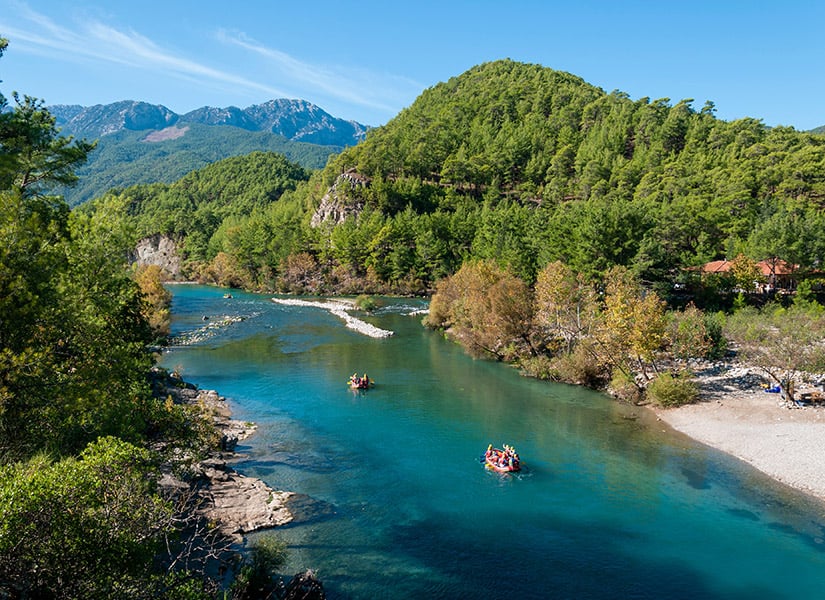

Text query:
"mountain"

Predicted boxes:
[[50, 99, 369, 206], [51, 99, 369, 145], [51, 101, 179, 137], [60, 123, 339, 207]]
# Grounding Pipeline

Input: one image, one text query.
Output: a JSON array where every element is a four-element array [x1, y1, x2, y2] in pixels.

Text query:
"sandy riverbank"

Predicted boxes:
[[650, 363, 825, 503]]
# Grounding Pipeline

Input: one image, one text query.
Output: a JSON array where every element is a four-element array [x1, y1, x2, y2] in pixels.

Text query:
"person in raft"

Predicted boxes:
[[485, 444, 519, 468]]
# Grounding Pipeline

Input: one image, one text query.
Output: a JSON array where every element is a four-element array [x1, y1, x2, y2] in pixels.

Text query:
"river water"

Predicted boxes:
[[160, 285, 825, 599]]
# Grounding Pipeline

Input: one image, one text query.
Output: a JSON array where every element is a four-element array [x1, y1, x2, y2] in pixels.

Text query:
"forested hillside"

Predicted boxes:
[[98, 151, 311, 276], [321, 59, 825, 283], [57, 122, 341, 206], [108, 59, 825, 299]]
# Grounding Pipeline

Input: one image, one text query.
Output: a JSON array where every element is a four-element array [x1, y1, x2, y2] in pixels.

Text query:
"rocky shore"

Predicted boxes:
[[155, 356, 825, 567], [651, 362, 825, 503], [156, 373, 333, 543], [271, 297, 394, 338]]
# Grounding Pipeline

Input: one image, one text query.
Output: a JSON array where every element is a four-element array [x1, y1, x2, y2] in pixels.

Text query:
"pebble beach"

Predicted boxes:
[[652, 363, 825, 503]]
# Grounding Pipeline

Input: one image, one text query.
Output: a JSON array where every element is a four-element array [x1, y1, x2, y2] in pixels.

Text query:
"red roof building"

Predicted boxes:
[[698, 258, 798, 290]]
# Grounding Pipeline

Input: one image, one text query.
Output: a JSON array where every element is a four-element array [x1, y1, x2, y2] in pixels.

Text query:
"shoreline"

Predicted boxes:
[[156, 372, 330, 543], [650, 362, 825, 504], [193, 360, 825, 511]]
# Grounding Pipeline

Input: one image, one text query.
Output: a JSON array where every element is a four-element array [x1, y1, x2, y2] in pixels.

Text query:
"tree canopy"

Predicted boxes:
[[0, 37, 249, 597], [95, 60, 824, 297]]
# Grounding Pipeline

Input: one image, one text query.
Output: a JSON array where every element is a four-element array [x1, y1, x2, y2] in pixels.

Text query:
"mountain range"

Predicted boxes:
[[50, 98, 369, 145], [50, 99, 368, 206]]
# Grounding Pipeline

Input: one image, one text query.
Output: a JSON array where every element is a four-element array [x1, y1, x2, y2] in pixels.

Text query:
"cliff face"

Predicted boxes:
[[132, 234, 182, 278], [310, 169, 371, 227]]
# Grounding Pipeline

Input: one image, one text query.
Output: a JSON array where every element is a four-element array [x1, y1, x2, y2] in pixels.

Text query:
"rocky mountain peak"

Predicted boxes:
[[50, 99, 369, 146]]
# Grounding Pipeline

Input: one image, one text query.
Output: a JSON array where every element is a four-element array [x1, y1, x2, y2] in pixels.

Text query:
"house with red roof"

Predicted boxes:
[[698, 257, 798, 292]]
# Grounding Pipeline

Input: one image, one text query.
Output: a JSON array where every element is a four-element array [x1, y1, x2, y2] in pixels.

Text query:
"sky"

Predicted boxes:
[[0, 0, 823, 130]]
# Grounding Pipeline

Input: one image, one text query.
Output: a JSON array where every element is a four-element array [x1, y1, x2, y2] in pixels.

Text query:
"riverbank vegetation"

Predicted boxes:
[[423, 259, 825, 404], [0, 38, 295, 599]]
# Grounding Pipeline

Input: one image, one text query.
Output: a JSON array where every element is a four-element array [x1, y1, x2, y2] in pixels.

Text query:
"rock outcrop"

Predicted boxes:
[[132, 234, 182, 278], [310, 169, 371, 227], [155, 372, 335, 542]]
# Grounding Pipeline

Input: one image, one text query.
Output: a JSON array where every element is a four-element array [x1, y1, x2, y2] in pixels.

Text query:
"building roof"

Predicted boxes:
[[701, 260, 731, 274], [699, 258, 797, 277]]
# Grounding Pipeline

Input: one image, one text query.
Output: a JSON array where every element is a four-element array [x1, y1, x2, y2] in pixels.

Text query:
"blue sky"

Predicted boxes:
[[1, 0, 823, 129]]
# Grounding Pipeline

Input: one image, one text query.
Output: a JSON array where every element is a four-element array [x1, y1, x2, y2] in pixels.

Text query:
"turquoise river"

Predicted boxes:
[[160, 285, 825, 599]]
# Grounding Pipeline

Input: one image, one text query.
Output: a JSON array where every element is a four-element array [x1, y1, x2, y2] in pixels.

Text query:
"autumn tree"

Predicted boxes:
[[424, 260, 534, 360], [134, 264, 172, 339], [533, 260, 599, 354], [592, 266, 667, 382]]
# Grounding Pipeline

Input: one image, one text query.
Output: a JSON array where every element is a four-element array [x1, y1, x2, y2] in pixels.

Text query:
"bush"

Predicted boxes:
[[518, 355, 557, 380], [0, 437, 173, 598], [231, 534, 289, 599], [703, 311, 728, 359], [550, 344, 607, 388], [646, 372, 698, 407], [354, 294, 380, 312], [609, 370, 643, 404]]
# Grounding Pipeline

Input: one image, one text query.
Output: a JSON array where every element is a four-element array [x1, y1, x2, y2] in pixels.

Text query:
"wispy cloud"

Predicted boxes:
[[216, 29, 418, 115], [0, 3, 292, 99], [0, 2, 420, 121]]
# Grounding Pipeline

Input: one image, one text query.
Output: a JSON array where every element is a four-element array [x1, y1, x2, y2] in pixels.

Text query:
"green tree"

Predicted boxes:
[[0, 437, 173, 599], [0, 47, 112, 456], [666, 303, 712, 360], [0, 92, 95, 194]]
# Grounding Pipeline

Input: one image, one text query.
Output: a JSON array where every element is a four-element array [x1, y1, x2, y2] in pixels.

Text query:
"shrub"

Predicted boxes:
[[231, 534, 289, 599], [609, 370, 643, 404], [551, 344, 607, 388], [703, 311, 728, 359], [354, 294, 380, 312], [646, 372, 698, 407], [518, 355, 557, 380], [0, 437, 173, 598]]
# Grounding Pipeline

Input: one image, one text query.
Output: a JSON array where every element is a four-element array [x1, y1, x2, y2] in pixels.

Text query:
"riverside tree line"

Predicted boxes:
[[0, 38, 295, 599], [3, 42, 825, 597]]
